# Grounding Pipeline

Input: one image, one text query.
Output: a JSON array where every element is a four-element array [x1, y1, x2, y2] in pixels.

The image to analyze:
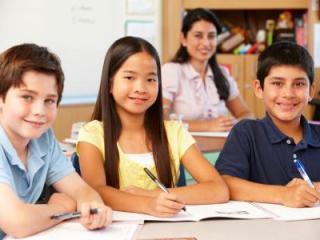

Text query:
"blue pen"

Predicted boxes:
[[293, 159, 314, 188]]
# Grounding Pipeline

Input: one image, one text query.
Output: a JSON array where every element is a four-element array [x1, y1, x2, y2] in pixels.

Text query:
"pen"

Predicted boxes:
[[293, 159, 314, 188], [144, 167, 186, 211], [50, 208, 100, 221]]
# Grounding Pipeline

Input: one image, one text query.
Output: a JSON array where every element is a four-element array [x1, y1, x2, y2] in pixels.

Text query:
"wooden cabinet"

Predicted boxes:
[[162, 0, 319, 119]]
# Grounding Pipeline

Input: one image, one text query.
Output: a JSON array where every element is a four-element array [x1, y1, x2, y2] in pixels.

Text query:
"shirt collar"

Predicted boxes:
[[183, 62, 213, 80], [262, 114, 320, 147], [0, 125, 47, 170]]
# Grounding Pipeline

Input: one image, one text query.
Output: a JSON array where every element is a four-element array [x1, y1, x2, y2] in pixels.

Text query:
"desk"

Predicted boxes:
[[191, 132, 228, 153], [136, 219, 320, 240]]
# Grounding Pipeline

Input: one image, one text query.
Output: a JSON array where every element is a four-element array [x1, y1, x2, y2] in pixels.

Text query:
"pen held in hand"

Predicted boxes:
[[144, 167, 187, 212], [293, 159, 314, 188], [51, 208, 100, 221]]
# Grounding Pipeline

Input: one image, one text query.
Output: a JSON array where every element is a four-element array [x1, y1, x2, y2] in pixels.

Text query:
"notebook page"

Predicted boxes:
[[255, 202, 320, 221], [5, 221, 139, 240]]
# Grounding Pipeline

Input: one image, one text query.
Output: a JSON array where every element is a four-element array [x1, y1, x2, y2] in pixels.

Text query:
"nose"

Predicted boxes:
[[201, 36, 211, 46], [134, 79, 147, 94], [282, 85, 294, 97], [31, 101, 46, 116]]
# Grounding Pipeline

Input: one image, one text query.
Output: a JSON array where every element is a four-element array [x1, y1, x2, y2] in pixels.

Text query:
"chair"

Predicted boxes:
[[71, 152, 186, 186], [70, 152, 81, 175]]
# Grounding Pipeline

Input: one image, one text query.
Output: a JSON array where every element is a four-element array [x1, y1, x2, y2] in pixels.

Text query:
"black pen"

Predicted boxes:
[[144, 167, 186, 211], [51, 208, 100, 221]]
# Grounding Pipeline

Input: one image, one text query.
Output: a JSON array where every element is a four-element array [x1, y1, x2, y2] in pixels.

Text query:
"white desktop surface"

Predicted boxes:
[[137, 219, 320, 240]]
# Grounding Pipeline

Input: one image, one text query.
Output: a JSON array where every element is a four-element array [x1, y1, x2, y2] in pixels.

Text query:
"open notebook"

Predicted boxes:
[[5, 222, 140, 240], [113, 200, 320, 222], [113, 201, 272, 222]]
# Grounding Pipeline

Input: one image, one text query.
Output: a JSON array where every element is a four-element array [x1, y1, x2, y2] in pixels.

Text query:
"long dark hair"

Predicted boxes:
[[92, 36, 175, 188], [172, 8, 230, 100]]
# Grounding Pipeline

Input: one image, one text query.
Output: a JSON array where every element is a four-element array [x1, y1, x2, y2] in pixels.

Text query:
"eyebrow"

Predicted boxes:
[[269, 76, 308, 81], [122, 70, 157, 76], [19, 89, 58, 98]]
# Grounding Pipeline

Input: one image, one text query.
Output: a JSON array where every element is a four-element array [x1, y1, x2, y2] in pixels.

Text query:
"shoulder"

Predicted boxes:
[[230, 118, 263, 137], [164, 120, 183, 132], [81, 120, 103, 133], [162, 62, 182, 71]]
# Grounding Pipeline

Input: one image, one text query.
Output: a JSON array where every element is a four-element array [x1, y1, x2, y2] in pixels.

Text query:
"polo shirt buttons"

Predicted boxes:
[[286, 139, 291, 144], [293, 154, 297, 159]]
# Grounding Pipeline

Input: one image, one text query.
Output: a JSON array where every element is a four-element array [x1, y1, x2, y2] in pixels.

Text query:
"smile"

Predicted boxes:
[[24, 119, 46, 127]]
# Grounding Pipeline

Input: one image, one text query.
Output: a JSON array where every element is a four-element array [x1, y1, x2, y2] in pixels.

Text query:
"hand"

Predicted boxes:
[[122, 185, 158, 197], [147, 192, 185, 217], [282, 178, 320, 207], [207, 116, 237, 132], [48, 193, 76, 213], [79, 202, 112, 230]]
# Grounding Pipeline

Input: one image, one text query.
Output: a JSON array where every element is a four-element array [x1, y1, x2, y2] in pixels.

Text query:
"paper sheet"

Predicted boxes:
[[5, 222, 139, 240]]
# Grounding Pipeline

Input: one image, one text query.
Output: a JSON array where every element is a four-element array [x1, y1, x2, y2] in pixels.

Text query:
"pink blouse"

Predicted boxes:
[[161, 62, 239, 120]]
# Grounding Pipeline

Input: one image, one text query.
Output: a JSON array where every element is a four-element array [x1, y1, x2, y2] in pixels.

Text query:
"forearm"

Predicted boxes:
[[96, 185, 152, 214], [185, 119, 210, 132], [223, 175, 286, 204], [169, 181, 229, 204], [73, 184, 103, 208], [4, 203, 65, 238]]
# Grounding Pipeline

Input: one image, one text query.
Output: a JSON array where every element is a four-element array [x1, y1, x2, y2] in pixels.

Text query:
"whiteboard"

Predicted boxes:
[[0, 0, 127, 104]]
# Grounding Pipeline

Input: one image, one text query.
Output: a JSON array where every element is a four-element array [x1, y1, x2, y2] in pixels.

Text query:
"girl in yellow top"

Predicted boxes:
[[77, 36, 229, 217]]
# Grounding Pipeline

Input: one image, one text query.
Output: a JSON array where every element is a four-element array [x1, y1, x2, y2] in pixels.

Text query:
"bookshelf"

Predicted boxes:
[[162, 0, 319, 119]]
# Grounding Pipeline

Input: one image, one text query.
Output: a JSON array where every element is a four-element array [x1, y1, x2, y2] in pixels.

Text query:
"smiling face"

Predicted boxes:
[[0, 70, 58, 147], [254, 65, 315, 126], [181, 19, 217, 65], [110, 51, 159, 119]]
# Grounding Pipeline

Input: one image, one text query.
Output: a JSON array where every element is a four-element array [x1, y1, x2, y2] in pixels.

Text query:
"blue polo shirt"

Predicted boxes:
[[0, 127, 74, 239], [216, 114, 320, 185]]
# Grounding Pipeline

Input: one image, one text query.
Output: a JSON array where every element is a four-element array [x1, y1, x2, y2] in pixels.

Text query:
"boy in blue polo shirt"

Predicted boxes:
[[216, 41, 320, 208], [0, 44, 112, 239]]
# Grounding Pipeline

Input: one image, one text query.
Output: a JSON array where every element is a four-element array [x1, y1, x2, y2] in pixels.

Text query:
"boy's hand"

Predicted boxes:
[[79, 202, 112, 230], [207, 116, 237, 132], [48, 193, 76, 213], [147, 192, 185, 217], [282, 178, 320, 207]]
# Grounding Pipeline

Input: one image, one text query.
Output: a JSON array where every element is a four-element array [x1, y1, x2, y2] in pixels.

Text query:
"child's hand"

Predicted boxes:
[[282, 178, 320, 207], [79, 202, 112, 230], [207, 116, 237, 132], [147, 192, 185, 217], [48, 193, 76, 213]]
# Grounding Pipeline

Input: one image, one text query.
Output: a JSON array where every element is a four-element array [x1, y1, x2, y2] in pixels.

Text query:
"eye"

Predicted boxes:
[[124, 75, 134, 81], [295, 81, 306, 87], [21, 95, 33, 102], [271, 81, 282, 87], [208, 33, 217, 40], [45, 98, 57, 105], [194, 33, 202, 39], [147, 77, 157, 82]]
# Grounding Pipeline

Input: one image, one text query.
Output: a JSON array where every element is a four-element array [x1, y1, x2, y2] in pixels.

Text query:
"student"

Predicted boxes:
[[0, 43, 112, 239], [76, 36, 229, 217], [162, 8, 252, 132], [215, 41, 320, 208]]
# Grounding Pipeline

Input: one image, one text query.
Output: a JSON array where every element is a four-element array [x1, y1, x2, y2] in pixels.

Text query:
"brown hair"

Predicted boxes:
[[92, 36, 176, 188], [0, 43, 64, 103]]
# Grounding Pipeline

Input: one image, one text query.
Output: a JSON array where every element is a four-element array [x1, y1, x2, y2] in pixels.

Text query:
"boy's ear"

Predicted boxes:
[[309, 83, 316, 102], [179, 32, 187, 47], [253, 79, 264, 99]]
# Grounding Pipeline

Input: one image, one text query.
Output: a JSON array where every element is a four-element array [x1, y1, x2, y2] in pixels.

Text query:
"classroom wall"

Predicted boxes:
[[53, 104, 94, 141]]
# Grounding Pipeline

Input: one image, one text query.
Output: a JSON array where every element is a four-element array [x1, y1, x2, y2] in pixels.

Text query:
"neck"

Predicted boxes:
[[270, 115, 303, 143], [0, 123, 29, 166], [189, 59, 208, 79]]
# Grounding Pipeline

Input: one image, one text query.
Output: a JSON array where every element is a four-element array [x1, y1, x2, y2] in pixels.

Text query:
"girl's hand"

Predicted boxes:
[[282, 178, 320, 207], [207, 116, 237, 132], [122, 185, 158, 197], [48, 193, 76, 213], [79, 202, 112, 230], [147, 192, 185, 217]]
